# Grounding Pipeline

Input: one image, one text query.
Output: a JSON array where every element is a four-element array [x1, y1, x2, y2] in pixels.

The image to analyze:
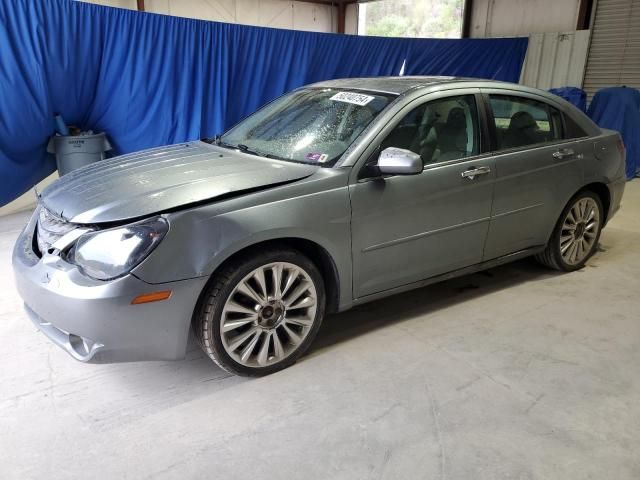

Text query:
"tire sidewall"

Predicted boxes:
[[202, 249, 326, 377], [551, 191, 603, 271]]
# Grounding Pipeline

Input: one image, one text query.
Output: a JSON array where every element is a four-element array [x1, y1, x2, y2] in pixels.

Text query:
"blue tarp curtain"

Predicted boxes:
[[0, 0, 529, 206], [549, 87, 587, 112], [588, 87, 640, 180]]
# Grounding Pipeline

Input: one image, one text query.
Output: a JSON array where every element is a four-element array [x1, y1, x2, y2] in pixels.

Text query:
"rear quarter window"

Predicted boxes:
[[563, 112, 590, 139]]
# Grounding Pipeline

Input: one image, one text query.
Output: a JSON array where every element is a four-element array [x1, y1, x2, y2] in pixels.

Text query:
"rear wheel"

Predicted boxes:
[[536, 191, 603, 271], [193, 248, 325, 376]]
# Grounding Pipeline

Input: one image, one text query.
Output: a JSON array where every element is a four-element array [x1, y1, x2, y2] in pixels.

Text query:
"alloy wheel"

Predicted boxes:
[[559, 197, 600, 266], [220, 262, 318, 368]]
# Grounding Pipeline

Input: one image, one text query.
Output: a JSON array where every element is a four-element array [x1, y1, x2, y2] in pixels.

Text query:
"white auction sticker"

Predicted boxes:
[[330, 91, 375, 106]]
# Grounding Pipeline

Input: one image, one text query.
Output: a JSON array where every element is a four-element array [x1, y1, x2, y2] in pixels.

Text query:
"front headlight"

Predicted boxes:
[[70, 217, 169, 281]]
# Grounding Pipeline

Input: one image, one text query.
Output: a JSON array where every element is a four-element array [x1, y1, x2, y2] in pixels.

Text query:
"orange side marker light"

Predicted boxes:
[[131, 290, 172, 305]]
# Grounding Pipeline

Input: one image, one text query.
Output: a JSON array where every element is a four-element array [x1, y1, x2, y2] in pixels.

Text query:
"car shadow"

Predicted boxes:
[[80, 259, 559, 434], [310, 257, 558, 354], [111, 257, 558, 392]]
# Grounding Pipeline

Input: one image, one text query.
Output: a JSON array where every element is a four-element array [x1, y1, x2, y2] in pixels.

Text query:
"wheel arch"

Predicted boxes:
[[536, 182, 607, 271], [578, 182, 611, 224], [194, 237, 342, 316], [544, 181, 611, 246]]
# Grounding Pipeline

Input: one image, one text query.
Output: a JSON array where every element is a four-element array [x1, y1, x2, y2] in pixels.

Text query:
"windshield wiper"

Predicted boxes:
[[213, 138, 246, 152], [222, 141, 275, 159], [211, 136, 291, 162], [237, 145, 291, 162], [201, 134, 230, 147], [263, 152, 291, 162], [231, 143, 264, 158]]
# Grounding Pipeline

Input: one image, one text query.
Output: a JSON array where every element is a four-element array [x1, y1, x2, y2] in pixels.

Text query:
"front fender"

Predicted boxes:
[[132, 183, 353, 310]]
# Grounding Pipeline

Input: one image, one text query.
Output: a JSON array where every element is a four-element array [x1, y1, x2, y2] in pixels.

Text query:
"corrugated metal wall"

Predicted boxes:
[[583, 0, 640, 99], [470, 0, 580, 37], [467, 0, 591, 91], [519, 31, 591, 90]]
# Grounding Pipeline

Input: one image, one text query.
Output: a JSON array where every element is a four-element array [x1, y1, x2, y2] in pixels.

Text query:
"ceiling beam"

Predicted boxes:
[[576, 0, 594, 30], [296, 0, 361, 5], [461, 0, 473, 38], [337, 2, 346, 33]]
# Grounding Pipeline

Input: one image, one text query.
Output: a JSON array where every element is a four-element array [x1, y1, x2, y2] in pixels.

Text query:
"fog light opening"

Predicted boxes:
[[69, 334, 92, 356]]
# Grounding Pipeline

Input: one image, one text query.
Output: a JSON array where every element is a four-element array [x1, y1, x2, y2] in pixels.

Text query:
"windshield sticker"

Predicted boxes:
[[330, 91, 375, 106], [306, 152, 329, 163]]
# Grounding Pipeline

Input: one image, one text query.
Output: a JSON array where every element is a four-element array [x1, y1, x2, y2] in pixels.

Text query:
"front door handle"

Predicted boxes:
[[552, 148, 575, 160], [461, 166, 491, 180]]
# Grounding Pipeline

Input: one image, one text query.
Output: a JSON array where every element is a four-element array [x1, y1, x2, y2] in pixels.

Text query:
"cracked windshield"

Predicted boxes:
[[220, 88, 394, 166]]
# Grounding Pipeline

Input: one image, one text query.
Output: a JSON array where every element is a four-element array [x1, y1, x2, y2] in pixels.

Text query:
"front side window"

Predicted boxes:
[[489, 95, 562, 150], [380, 94, 479, 166], [221, 88, 394, 166]]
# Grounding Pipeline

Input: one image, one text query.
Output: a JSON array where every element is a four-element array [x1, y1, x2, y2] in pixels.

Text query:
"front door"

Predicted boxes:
[[349, 92, 496, 299]]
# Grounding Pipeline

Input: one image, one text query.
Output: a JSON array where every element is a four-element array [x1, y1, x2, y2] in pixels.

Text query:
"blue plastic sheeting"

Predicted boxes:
[[404, 37, 528, 80], [549, 87, 587, 112], [588, 87, 640, 180], [0, 0, 528, 206]]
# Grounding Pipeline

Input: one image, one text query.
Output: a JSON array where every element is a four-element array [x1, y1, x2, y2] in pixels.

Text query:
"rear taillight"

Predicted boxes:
[[616, 135, 626, 159]]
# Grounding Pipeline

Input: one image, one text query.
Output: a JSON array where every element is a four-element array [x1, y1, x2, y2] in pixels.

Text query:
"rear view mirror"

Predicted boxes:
[[378, 147, 423, 175]]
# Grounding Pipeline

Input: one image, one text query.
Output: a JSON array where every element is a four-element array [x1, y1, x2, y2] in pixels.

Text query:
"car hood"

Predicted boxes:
[[40, 141, 318, 224]]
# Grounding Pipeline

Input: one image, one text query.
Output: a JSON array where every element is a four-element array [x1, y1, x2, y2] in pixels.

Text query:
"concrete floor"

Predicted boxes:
[[1, 182, 639, 480]]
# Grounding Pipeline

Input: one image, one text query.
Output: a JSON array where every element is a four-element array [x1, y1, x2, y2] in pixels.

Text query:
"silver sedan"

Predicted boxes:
[[13, 77, 626, 376]]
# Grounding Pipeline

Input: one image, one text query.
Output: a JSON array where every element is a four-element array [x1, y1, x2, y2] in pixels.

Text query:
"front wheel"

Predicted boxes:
[[536, 191, 603, 271], [193, 248, 325, 376]]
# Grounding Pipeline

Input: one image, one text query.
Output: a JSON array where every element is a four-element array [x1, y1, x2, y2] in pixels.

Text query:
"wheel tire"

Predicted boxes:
[[193, 247, 326, 377], [535, 191, 604, 272]]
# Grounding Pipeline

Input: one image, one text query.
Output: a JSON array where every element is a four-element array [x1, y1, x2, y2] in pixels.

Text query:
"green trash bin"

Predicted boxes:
[[47, 132, 112, 176]]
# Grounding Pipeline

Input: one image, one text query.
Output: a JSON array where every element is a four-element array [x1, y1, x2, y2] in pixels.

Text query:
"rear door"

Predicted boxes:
[[481, 90, 587, 260]]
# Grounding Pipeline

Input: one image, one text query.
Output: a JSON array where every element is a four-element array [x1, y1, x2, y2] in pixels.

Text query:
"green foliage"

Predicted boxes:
[[366, 15, 413, 37], [363, 0, 464, 39]]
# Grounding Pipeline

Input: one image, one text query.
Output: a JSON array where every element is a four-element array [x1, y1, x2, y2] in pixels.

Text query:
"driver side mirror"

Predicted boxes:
[[377, 147, 423, 176]]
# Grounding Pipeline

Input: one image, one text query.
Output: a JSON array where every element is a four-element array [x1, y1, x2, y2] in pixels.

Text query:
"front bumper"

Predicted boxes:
[[12, 211, 208, 362]]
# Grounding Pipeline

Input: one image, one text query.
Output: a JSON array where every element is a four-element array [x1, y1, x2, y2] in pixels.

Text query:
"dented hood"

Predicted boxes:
[[41, 141, 318, 224]]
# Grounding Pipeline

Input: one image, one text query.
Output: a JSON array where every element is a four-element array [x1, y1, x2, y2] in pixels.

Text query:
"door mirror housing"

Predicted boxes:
[[377, 147, 423, 175]]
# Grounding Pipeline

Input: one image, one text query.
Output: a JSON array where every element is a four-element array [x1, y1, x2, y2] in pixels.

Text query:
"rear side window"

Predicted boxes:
[[489, 95, 562, 150]]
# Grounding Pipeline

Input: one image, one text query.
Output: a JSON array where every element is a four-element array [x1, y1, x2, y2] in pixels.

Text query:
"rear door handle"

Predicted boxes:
[[552, 148, 575, 160], [461, 166, 491, 180]]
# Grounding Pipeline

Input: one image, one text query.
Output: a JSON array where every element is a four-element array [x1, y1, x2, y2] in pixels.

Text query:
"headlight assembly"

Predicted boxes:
[[70, 217, 168, 281]]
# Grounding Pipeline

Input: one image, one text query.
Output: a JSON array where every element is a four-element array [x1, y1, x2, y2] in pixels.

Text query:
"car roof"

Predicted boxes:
[[308, 76, 544, 97], [308, 76, 463, 95], [309, 76, 600, 138]]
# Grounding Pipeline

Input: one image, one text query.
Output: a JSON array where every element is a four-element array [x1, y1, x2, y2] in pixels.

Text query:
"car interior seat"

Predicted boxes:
[[433, 107, 468, 161], [503, 111, 541, 148]]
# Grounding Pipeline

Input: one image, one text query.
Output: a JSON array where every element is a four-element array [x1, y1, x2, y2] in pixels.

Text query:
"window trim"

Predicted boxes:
[[548, 103, 565, 140]]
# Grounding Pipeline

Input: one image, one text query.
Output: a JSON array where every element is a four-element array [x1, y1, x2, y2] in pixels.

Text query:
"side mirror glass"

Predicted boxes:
[[377, 147, 423, 176]]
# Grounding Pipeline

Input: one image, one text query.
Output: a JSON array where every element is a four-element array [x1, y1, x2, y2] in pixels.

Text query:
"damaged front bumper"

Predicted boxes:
[[12, 209, 208, 362]]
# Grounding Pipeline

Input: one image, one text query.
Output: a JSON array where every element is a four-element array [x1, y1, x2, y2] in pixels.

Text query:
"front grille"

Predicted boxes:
[[36, 207, 76, 255]]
